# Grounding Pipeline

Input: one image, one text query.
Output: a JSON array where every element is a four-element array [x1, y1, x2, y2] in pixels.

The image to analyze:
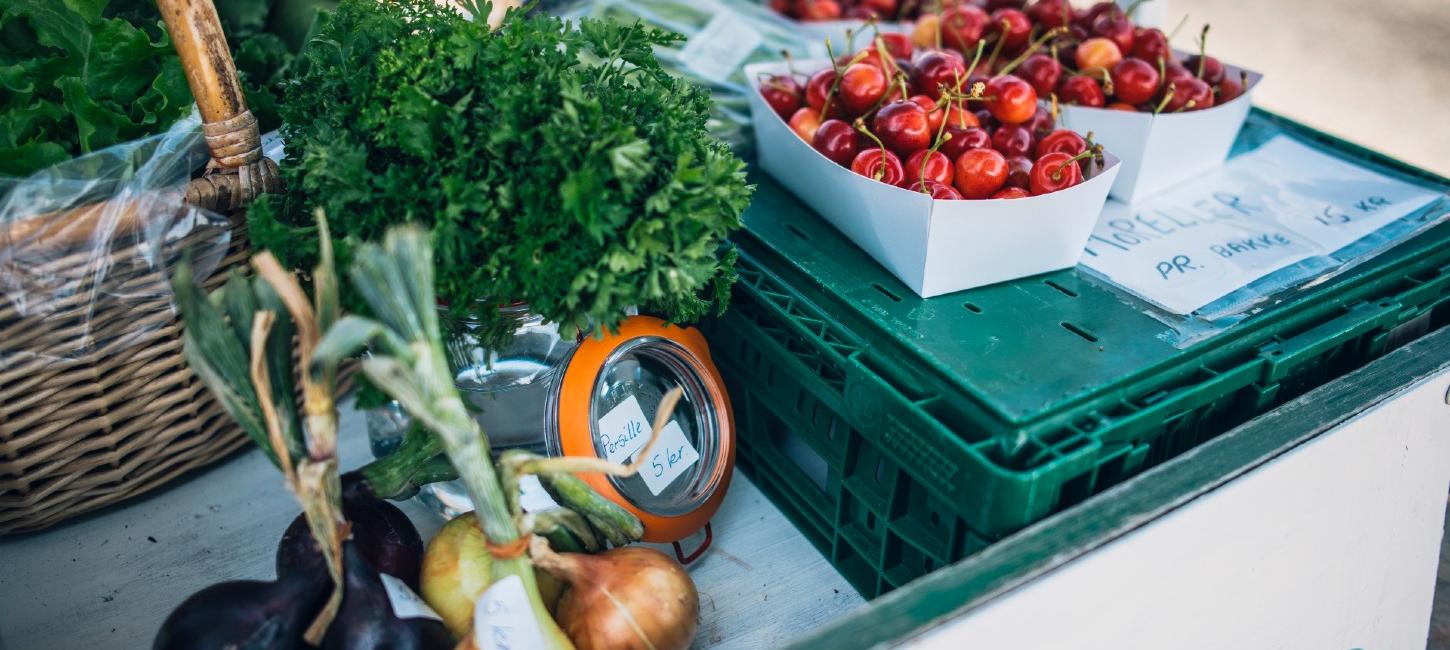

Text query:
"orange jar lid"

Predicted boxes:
[[554, 316, 734, 543]]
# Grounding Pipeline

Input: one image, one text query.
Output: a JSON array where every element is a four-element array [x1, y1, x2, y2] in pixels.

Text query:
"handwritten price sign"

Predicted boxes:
[[1081, 136, 1442, 315]]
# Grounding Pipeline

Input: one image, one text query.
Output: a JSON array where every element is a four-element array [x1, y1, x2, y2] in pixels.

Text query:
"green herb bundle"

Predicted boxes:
[[249, 0, 752, 348]]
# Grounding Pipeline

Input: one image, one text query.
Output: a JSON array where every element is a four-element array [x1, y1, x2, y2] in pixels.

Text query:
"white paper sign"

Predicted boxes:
[[678, 10, 762, 86], [473, 574, 547, 650], [379, 573, 443, 622], [596, 395, 651, 465], [633, 420, 701, 496], [518, 474, 558, 513], [1080, 136, 1443, 314]]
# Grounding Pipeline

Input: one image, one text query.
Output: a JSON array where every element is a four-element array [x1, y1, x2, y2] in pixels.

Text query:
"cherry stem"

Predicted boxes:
[[1168, 13, 1190, 41], [853, 119, 890, 181], [1049, 93, 1060, 122], [1122, 0, 1152, 20], [985, 20, 1011, 70], [1078, 66, 1114, 95], [1060, 0, 1069, 32], [934, 0, 944, 50], [1153, 83, 1176, 115], [1195, 24, 1210, 79], [999, 26, 1067, 76], [1051, 145, 1100, 181], [963, 39, 988, 81]]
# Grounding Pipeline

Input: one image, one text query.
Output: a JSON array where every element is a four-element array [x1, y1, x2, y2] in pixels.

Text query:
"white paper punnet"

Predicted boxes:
[[746, 59, 1120, 298]]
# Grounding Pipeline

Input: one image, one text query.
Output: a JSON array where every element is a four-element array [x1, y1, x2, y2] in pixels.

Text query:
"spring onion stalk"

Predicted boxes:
[[313, 225, 571, 648]]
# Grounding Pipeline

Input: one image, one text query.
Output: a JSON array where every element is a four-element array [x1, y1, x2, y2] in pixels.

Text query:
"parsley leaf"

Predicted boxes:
[[251, 0, 751, 347]]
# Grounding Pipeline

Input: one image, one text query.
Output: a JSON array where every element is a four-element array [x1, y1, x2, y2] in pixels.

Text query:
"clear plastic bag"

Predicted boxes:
[[0, 113, 234, 360]]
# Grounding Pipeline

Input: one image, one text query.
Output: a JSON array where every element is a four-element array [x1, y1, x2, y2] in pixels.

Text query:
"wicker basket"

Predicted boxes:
[[0, 0, 282, 534]]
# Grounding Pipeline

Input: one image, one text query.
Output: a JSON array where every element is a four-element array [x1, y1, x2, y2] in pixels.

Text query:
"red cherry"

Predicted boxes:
[[1085, 2, 1120, 21], [845, 6, 883, 20], [1184, 54, 1226, 86], [806, 68, 839, 113], [964, 71, 993, 108], [1017, 54, 1062, 97], [1004, 155, 1033, 189], [1058, 75, 1106, 107], [1218, 73, 1248, 104], [838, 63, 889, 116], [991, 124, 1034, 158], [1035, 129, 1086, 158], [912, 50, 968, 101], [792, 0, 842, 20], [904, 149, 955, 190], [1131, 27, 1170, 64], [1075, 37, 1123, 72], [939, 125, 991, 159], [1022, 105, 1055, 140], [940, 5, 990, 53], [1030, 151, 1085, 195], [989, 8, 1032, 50], [954, 148, 1009, 199], [919, 180, 964, 200], [985, 75, 1038, 124], [1165, 77, 1215, 112], [1107, 101, 1137, 111], [1026, 0, 1070, 29], [789, 107, 824, 142], [851, 148, 906, 186], [812, 119, 861, 166], [770, 0, 790, 13], [1111, 58, 1160, 105], [973, 108, 999, 130], [760, 75, 803, 120], [861, 0, 898, 16], [1091, 13, 1135, 57], [911, 95, 943, 133], [992, 186, 1031, 199], [873, 100, 933, 155], [942, 100, 979, 129], [876, 33, 914, 60]]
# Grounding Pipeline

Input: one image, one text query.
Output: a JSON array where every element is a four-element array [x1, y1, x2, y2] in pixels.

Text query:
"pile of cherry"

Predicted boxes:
[[772, 0, 1247, 114], [760, 31, 1106, 199]]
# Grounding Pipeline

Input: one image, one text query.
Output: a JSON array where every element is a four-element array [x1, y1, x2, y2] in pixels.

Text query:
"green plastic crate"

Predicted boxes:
[[700, 108, 1450, 599]]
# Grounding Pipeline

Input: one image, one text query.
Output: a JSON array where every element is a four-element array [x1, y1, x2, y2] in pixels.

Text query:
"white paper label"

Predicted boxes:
[[596, 395, 651, 465], [518, 474, 559, 513], [678, 10, 763, 85], [473, 574, 547, 650], [634, 420, 701, 496], [1080, 136, 1444, 314], [379, 573, 443, 622]]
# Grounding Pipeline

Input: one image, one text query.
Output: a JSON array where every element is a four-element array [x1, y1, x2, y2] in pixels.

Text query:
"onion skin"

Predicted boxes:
[[421, 513, 566, 638], [545, 547, 699, 650], [152, 574, 327, 650]]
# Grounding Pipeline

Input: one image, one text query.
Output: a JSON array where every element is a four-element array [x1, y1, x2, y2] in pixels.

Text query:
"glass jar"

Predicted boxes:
[[367, 305, 734, 542]]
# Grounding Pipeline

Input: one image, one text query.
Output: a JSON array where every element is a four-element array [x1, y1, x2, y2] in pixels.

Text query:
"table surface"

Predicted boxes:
[[0, 405, 862, 650]]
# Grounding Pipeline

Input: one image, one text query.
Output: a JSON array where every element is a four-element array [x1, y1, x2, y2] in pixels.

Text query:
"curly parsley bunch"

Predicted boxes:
[[250, 0, 751, 347]]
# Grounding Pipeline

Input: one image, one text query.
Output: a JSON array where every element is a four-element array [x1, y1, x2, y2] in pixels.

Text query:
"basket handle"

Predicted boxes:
[[157, 0, 281, 210]]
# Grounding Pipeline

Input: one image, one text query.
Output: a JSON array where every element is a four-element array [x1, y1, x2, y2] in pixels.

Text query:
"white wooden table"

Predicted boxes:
[[0, 405, 862, 650]]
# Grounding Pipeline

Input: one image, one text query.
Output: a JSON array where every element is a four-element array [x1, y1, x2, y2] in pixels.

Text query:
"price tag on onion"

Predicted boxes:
[[379, 573, 443, 622], [595, 395, 652, 465], [633, 420, 701, 496], [473, 574, 548, 650], [518, 474, 559, 513]]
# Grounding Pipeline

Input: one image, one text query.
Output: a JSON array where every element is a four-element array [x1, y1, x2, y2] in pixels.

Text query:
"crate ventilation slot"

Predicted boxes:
[[873, 283, 903, 302], [1061, 321, 1099, 343], [1044, 279, 1079, 298], [963, 302, 983, 314]]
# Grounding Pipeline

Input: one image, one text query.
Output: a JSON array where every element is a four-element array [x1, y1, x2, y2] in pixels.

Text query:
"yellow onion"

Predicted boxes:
[[421, 513, 565, 638], [533, 546, 698, 650]]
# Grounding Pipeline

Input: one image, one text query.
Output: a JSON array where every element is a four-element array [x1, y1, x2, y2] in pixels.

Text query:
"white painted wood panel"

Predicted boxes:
[[905, 369, 1450, 650]]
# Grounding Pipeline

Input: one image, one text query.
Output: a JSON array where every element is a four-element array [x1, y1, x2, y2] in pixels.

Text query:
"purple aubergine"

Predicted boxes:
[[322, 542, 454, 650], [277, 473, 424, 589], [153, 574, 327, 650]]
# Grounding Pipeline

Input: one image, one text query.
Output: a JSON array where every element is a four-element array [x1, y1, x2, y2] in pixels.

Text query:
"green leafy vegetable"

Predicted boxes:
[[250, 0, 752, 350], [0, 0, 192, 177]]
